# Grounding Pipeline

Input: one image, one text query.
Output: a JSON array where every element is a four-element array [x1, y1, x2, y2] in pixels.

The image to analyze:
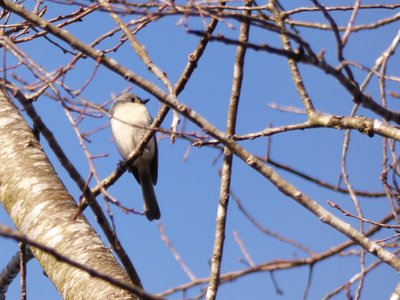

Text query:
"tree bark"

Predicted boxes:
[[0, 91, 136, 299]]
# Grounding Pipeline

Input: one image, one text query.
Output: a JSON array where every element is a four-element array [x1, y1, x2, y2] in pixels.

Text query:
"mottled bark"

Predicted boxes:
[[0, 91, 136, 299]]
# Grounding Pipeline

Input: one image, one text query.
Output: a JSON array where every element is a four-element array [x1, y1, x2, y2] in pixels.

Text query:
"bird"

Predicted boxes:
[[110, 92, 160, 221]]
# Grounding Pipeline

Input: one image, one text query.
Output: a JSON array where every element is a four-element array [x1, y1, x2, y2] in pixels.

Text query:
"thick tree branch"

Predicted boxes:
[[0, 91, 137, 299]]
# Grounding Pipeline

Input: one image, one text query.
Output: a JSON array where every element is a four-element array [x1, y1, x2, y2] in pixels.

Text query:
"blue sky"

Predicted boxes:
[[1, 1, 400, 299]]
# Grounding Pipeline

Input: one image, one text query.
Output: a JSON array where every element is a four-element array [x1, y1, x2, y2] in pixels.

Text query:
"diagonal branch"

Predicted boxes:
[[270, 0, 316, 117]]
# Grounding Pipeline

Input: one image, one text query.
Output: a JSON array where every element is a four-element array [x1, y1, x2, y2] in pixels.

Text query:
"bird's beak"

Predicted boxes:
[[142, 98, 150, 104]]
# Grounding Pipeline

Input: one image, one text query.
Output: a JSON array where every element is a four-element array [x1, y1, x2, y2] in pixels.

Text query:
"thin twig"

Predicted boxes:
[[158, 223, 197, 281]]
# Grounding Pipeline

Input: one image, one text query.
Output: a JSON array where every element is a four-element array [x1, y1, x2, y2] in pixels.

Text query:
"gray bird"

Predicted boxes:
[[110, 92, 160, 221]]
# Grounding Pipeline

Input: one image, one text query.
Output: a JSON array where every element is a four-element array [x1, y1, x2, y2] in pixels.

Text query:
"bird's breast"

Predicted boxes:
[[111, 103, 155, 164]]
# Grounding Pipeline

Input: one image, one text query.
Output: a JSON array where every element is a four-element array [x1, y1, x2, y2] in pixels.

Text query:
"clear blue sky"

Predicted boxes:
[[1, 1, 399, 299]]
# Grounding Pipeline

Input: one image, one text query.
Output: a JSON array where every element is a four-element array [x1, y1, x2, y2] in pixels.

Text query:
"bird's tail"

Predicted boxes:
[[139, 170, 160, 221]]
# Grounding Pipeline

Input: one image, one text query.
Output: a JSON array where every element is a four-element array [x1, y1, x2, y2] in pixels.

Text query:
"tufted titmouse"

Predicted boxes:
[[110, 93, 160, 221]]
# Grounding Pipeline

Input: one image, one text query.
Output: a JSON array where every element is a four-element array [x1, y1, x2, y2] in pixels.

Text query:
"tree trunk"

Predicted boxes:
[[0, 91, 136, 299]]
